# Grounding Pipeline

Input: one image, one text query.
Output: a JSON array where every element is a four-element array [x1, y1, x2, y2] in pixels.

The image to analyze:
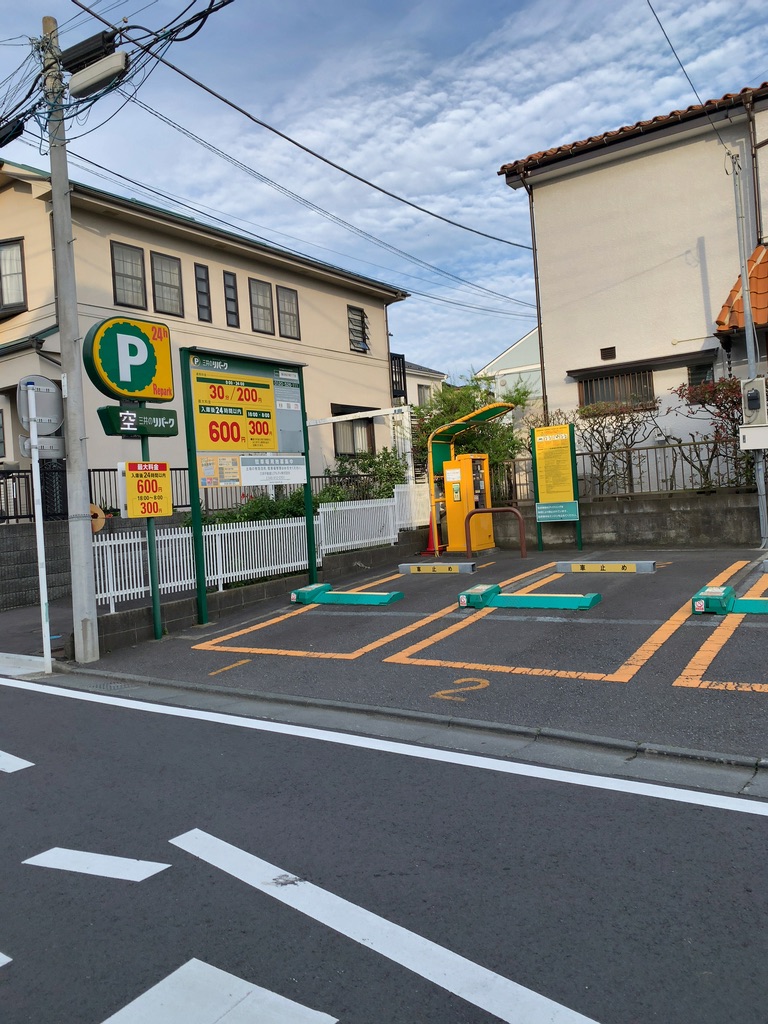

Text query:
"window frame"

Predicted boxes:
[[223, 271, 240, 328], [0, 238, 27, 318], [150, 251, 184, 318], [111, 241, 147, 309], [577, 369, 656, 410], [248, 278, 275, 335], [347, 305, 370, 352], [194, 263, 212, 322], [276, 285, 300, 340]]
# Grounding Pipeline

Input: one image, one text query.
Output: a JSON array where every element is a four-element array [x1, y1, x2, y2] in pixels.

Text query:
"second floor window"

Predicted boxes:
[[348, 306, 369, 352], [195, 264, 212, 322], [0, 239, 26, 318], [249, 279, 274, 334], [111, 241, 146, 308], [277, 286, 300, 339], [223, 272, 240, 328], [151, 252, 183, 317]]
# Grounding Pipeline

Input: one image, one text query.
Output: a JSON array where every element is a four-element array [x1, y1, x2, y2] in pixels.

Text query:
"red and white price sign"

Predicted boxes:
[[125, 462, 173, 519]]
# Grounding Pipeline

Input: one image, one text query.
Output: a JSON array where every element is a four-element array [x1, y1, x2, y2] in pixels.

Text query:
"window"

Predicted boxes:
[[688, 363, 715, 386], [418, 384, 431, 406], [0, 410, 5, 458], [151, 252, 183, 317], [194, 264, 212, 322], [348, 306, 370, 352], [277, 286, 300, 339], [578, 369, 655, 409], [0, 239, 26, 318], [249, 279, 274, 334], [331, 403, 375, 456], [223, 272, 240, 328], [111, 242, 146, 308]]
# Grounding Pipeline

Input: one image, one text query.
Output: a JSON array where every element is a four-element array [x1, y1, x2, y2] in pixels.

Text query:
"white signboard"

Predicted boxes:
[[17, 375, 63, 436], [240, 454, 307, 486], [19, 435, 66, 460]]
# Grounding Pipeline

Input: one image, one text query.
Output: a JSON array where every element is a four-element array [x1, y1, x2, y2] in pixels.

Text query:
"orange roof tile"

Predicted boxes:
[[716, 245, 768, 332], [500, 82, 768, 178]]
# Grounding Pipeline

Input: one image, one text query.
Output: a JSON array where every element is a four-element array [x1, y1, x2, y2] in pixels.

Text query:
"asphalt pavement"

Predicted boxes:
[[3, 545, 768, 786]]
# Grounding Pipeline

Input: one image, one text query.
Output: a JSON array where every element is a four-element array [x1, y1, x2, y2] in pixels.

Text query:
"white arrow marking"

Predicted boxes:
[[23, 847, 170, 881], [170, 829, 601, 1024], [0, 952, 12, 968], [0, 749, 34, 773], [100, 958, 337, 1023]]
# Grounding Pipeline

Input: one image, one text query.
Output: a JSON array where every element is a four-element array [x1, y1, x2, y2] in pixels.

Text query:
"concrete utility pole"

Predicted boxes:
[[731, 148, 768, 547], [42, 17, 100, 662]]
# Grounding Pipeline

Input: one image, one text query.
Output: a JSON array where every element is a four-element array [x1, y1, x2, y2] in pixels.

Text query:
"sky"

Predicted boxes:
[[2, 0, 768, 381]]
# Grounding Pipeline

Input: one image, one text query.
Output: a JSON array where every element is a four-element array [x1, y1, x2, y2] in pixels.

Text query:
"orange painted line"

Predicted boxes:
[[193, 563, 557, 660], [208, 659, 251, 675], [674, 567, 768, 690], [514, 573, 564, 595], [346, 572, 403, 592], [386, 560, 751, 684]]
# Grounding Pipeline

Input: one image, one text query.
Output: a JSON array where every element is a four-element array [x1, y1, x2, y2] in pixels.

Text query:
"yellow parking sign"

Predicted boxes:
[[124, 462, 173, 519]]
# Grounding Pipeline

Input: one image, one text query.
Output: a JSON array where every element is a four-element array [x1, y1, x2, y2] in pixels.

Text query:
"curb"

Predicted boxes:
[[50, 661, 766, 773]]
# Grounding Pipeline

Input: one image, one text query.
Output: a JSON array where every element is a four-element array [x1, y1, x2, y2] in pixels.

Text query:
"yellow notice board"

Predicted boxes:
[[533, 426, 577, 503], [191, 366, 278, 453], [125, 462, 173, 518]]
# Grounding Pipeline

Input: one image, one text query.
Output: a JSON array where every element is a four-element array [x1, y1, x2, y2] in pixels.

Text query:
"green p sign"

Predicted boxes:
[[83, 317, 174, 403]]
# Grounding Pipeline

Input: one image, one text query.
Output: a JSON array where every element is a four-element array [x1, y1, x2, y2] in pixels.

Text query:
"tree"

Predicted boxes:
[[411, 374, 532, 477], [664, 377, 750, 488]]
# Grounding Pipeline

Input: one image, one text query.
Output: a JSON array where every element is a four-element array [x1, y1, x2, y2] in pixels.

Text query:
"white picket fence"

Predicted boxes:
[[92, 495, 418, 611]]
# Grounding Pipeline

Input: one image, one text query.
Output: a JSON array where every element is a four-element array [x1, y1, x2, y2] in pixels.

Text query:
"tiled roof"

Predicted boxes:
[[500, 82, 768, 178], [716, 245, 768, 332]]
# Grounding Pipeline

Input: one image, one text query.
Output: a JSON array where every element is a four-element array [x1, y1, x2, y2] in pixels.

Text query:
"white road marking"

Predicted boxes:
[[100, 958, 337, 1023], [23, 847, 171, 881], [170, 829, 601, 1024], [0, 952, 12, 967], [1, 676, 766, 817], [0, 749, 33, 773]]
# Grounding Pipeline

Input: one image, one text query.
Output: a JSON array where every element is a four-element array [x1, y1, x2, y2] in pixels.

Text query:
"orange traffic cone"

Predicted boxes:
[[422, 511, 446, 555]]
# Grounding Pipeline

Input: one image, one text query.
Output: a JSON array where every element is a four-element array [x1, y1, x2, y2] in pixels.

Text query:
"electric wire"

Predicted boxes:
[[72, 0, 532, 250]]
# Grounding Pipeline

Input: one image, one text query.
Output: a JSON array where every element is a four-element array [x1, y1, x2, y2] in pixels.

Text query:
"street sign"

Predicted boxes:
[[122, 462, 173, 519], [83, 317, 174, 402], [98, 405, 179, 437], [19, 435, 66, 460], [17, 376, 63, 435]]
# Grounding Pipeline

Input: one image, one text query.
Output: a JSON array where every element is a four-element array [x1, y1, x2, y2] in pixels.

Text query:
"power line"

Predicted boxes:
[[72, 0, 532, 250], [53, 143, 535, 319]]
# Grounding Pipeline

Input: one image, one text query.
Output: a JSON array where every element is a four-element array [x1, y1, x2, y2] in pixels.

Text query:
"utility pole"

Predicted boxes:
[[731, 148, 768, 548], [42, 17, 100, 662]]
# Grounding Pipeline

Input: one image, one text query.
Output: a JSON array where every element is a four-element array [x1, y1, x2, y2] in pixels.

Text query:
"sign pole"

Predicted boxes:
[[180, 349, 208, 624], [25, 383, 53, 673], [298, 368, 318, 584], [140, 429, 163, 641]]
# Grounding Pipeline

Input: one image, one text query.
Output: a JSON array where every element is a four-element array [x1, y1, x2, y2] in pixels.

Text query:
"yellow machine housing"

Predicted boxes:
[[443, 453, 494, 553]]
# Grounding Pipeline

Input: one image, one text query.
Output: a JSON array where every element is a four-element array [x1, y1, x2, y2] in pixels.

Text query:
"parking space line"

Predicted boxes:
[[385, 561, 751, 683], [193, 564, 556, 660], [674, 568, 768, 691]]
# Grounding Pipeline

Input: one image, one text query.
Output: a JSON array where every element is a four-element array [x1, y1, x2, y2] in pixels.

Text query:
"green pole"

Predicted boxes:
[[298, 368, 318, 583], [180, 348, 208, 623], [569, 424, 583, 551], [140, 430, 163, 640], [530, 428, 543, 551]]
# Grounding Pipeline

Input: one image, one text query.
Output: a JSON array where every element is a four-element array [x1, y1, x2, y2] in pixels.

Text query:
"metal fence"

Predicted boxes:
[[493, 439, 756, 503], [92, 497, 401, 611]]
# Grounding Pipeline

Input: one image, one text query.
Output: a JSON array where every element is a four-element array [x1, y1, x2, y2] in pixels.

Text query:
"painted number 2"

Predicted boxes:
[[431, 677, 490, 702]]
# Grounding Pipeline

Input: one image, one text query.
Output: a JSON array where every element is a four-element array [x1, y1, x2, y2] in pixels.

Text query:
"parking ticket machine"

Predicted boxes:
[[443, 453, 494, 553]]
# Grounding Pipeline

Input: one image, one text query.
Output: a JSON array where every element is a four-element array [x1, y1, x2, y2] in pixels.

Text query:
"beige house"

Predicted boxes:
[[499, 82, 768, 428], [0, 160, 407, 482]]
